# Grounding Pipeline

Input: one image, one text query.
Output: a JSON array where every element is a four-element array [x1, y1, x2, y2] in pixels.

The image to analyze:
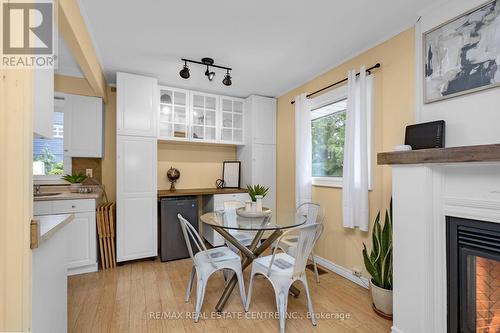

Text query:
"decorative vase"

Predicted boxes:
[[255, 195, 263, 212], [245, 200, 252, 212], [370, 281, 393, 316], [69, 183, 82, 193]]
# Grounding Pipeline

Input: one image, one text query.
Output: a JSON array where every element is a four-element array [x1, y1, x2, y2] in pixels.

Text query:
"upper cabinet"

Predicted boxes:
[[220, 96, 245, 145], [158, 86, 189, 141], [157, 88, 245, 145], [33, 69, 54, 138], [190, 91, 219, 143], [117, 72, 158, 137], [246, 95, 276, 145], [64, 94, 103, 158]]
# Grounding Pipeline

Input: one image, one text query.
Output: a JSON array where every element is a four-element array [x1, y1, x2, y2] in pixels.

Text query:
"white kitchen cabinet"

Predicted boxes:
[[33, 198, 98, 276], [220, 96, 245, 145], [64, 94, 103, 158], [237, 95, 277, 222], [158, 86, 190, 141], [190, 91, 219, 143], [246, 95, 276, 145], [116, 135, 157, 262], [66, 212, 97, 272], [117, 72, 158, 137], [32, 220, 68, 333], [202, 193, 250, 247], [33, 68, 54, 138]]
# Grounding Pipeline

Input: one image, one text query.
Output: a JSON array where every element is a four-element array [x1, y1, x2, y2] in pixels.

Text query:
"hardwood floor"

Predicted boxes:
[[68, 258, 392, 333]]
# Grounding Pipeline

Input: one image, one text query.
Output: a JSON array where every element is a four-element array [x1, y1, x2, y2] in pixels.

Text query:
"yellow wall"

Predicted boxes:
[[0, 69, 33, 331], [276, 28, 415, 276], [158, 142, 236, 190], [101, 87, 116, 202]]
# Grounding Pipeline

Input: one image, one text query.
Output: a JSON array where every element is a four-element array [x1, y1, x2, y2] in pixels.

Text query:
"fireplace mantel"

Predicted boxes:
[[377, 143, 500, 165]]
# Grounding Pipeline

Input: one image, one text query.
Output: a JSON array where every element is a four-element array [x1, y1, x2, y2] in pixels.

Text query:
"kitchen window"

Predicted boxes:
[[33, 97, 71, 183], [310, 85, 372, 188]]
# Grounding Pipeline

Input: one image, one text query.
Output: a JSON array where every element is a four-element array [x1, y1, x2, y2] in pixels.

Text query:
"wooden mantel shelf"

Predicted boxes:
[[377, 144, 500, 165]]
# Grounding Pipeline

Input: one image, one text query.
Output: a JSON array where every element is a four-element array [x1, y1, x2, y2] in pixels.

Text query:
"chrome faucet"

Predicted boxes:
[[34, 184, 41, 195]]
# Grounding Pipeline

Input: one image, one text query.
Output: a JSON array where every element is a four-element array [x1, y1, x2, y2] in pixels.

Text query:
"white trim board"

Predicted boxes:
[[313, 255, 370, 289], [391, 326, 406, 333]]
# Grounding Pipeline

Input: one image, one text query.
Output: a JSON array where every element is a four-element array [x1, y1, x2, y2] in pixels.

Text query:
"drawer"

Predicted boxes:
[[52, 199, 95, 214], [34, 201, 52, 215]]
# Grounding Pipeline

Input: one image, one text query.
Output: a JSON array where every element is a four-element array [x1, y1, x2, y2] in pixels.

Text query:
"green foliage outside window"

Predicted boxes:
[[311, 111, 346, 177], [34, 144, 64, 175]]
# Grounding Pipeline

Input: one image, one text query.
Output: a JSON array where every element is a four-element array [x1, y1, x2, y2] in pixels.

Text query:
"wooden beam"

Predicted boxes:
[[58, 0, 107, 102], [54, 74, 98, 97]]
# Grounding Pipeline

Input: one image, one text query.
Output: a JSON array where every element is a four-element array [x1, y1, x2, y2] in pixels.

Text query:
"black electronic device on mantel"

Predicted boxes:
[[404, 120, 445, 150]]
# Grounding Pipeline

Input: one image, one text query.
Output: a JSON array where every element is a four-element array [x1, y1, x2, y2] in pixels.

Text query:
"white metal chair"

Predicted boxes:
[[274, 202, 325, 283], [246, 223, 324, 333], [177, 214, 246, 322], [223, 201, 257, 253]]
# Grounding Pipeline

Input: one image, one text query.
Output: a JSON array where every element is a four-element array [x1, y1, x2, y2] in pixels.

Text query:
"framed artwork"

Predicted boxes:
[[222, 161, 241, 188], [423, 0, 500, 103]]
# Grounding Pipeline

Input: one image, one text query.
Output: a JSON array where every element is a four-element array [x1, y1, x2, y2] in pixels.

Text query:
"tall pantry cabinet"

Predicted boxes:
[[237, 95, 277, 220], [116, 72, 158, 262]]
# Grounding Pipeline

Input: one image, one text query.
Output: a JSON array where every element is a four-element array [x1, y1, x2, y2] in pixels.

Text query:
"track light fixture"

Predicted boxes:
[[179, 61, 190, 79], [180, 57, 232, 86]]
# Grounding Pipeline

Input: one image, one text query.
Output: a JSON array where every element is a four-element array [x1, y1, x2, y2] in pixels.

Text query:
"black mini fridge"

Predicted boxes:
[[159, 196, 198, 261]]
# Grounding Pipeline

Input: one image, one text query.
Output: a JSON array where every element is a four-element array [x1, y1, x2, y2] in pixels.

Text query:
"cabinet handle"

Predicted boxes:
[[64, 149, 68, 152], [71, 205, 76, 208]]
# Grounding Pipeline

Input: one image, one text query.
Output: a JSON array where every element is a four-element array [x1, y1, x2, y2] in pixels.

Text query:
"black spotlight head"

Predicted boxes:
[[179, 64, 190, 79], [222, 72, 232, 86], [205, 66, 215, 81]]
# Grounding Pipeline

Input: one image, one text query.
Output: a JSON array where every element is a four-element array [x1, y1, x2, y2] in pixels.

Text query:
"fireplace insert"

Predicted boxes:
[[447, 216, 500, 333]]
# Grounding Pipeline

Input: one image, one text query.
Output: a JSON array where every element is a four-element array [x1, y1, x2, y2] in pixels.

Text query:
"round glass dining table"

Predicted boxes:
[[200, 211, 306, 312]]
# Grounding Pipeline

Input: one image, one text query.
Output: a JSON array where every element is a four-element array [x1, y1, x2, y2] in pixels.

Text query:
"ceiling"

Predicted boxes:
[[70, 0, 437, 98]]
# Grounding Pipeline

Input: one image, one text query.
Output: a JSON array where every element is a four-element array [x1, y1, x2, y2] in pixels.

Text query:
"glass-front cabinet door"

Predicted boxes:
[[158, 86, 189, 141], [190, 92, 218, 142], [220, 96, 244, 144]]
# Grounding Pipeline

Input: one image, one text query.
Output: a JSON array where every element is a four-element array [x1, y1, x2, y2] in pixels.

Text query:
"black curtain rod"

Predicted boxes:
[[290, 63, 380, 105]]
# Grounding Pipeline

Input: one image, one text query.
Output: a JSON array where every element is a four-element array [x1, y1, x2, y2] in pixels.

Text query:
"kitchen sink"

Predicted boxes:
[[34, 192, 62, 197]]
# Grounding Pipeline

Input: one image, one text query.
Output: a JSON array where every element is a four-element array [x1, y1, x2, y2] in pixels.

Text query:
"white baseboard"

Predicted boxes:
[[67, 263, 98, 276], [391, 326, 404, 333], [313, 255, 370, 289]]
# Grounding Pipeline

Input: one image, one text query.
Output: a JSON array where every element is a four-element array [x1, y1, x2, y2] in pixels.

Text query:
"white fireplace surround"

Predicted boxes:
[[391, 162, 500, 333]]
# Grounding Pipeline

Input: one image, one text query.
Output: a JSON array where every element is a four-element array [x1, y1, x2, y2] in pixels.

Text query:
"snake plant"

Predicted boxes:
[[246, 184, 269, 202], [362, 198, 393, 290]]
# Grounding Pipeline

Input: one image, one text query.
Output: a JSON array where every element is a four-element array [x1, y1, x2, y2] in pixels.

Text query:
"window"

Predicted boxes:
[[310, 83, 372, 188], [33, 97, 71, 183], [311, 98, 347, 187]]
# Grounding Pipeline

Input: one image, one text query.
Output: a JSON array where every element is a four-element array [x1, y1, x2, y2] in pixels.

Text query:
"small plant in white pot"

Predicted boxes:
[[62, 173, 87, 192], [362, 199, 393, 317]]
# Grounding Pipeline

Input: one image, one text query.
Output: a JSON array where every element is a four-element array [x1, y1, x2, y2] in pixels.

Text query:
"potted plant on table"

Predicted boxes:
[[62, 173, 87, 192], [362, 199, 393, 317], [246, 184, 269, 212]]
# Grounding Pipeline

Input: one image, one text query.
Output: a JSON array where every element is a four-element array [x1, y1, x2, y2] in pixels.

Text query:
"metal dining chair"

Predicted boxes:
[[274, 202, 325, 282], [177, 214, 246, 322], [246, 223, 324, 333]]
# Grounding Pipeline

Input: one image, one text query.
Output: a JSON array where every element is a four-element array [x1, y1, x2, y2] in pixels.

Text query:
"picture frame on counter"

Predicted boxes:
[[222, 161, 241, 188]]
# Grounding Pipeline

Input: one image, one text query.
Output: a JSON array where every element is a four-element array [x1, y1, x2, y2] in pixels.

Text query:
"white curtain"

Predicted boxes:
[[342, 66, 372, 231], [295, 93, 312, 207]]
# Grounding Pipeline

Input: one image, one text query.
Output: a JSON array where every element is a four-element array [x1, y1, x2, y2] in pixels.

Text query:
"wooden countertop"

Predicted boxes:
[[31, 214, 74, 249], [157, 188, 247, 197], [377, 144, 500, 165]]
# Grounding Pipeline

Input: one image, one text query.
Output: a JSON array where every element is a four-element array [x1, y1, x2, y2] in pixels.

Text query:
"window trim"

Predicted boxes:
[[33, 93, 71, 185], [309, 81, 373, 189]]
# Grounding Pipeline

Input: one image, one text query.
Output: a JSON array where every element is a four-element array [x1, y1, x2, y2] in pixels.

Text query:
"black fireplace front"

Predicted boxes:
[[447, 217, 500, 333]]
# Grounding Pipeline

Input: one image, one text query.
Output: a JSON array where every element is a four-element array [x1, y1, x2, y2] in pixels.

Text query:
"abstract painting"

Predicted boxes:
[[423, 0, 500, 103]]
